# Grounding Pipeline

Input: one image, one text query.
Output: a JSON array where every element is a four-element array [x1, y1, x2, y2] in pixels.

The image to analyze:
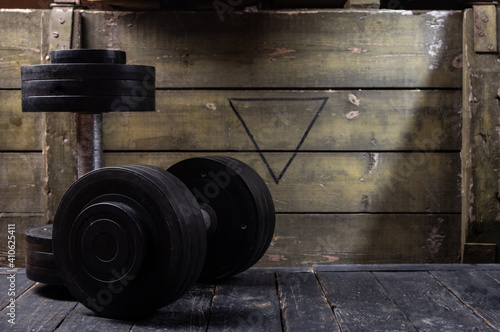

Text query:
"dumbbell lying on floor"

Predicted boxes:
[[26, 157, 276, 319]]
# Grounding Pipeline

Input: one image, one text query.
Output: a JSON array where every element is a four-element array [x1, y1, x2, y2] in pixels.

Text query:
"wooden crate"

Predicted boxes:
[[0, 8, 465, 267]]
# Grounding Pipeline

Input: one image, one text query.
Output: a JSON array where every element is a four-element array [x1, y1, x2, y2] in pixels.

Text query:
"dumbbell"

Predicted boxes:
[[25, 224, 64, 286], [21, 48, 156, 176], [46, 156, 275, 319]]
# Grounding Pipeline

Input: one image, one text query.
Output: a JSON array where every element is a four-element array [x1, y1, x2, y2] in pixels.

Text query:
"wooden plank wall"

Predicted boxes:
[[0, 8, 463, 267]]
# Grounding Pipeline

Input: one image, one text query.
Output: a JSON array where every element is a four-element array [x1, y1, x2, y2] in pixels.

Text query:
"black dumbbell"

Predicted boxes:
[[21, 49, 156, 176], [48, 156, 275, 319], [25, 225, 64, 286]]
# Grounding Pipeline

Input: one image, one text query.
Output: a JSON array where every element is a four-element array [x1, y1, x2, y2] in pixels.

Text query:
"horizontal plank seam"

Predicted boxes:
[[154, 87, 463, 91], [103, 150, 462, 154], [275, 212, 462, 215], [313, 264, 500, 272]]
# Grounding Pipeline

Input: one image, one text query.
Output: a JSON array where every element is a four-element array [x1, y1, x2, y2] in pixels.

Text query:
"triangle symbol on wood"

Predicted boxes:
[[228, 97, 329, 184]]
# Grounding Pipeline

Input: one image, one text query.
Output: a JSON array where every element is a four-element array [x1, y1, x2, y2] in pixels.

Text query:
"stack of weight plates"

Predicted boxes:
[[25, 225, 64, 286]]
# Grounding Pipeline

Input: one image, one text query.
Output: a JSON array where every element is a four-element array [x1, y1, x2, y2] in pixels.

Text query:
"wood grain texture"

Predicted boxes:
[[461, 8, 500, 262], [277, 271, 339, 331], [132, 284, 213, 331], [0, 283, 77, 331], [0, 270, 35, 311], [316, 271, 416, 331], [0, 213, 45, 268], [103, 152, 461, 213], [374, 271, 496, 331], [81, 10, 463, 89], [209, 270, 281, 331], [103, 90, 461, 152], [0, 91, 42, 151], [0, 153, 44, 213], [257, 214, 461, 267], [431, 269, 500, 330], [0, 9, 47, 89], [56, 303, 134, 332]]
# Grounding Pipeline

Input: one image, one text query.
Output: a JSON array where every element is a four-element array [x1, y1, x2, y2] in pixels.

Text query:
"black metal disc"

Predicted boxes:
[[22, 79, 155, 97], [53, 166, 186, 319], [124, 165, 206, 303], [22, 95, 155, 113], [51, 49, 126, 64], [26, 264, 64, 286], [25, 225, 53, 252], [26, 249, 57, 269], [21, 64, 155, 82], [167, 156, 276, 282]]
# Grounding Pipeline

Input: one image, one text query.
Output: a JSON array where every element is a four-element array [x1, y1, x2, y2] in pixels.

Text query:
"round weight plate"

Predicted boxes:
[[25, 225, 53, 252], [22, 79, 155, 97], [21, 64, 155, 82], [127, 165, 206, 302], [22, 95, 155, 113], [167, 156, 276, 282], [209, 156, 275, 275], [51, 49, 126, 64], [26, 249, 57, 269], [26, 264, 64, 286], [53, 166, 185, 319]]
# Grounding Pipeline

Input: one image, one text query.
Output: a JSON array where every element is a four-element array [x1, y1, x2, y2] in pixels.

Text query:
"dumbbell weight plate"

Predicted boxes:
[[26, 264, 64, 286], [22, 96, 155, 113], [25, 224, 53, 252], [53, 166, 197, 319], [22, 80, 155, 97], [51, 49, 126, 64], [26, 249, 57, 269], [167, 156, 276, 282]]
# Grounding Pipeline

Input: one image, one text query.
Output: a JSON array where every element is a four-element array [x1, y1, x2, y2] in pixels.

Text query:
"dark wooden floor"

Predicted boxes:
[[1, 265, 500, 331]]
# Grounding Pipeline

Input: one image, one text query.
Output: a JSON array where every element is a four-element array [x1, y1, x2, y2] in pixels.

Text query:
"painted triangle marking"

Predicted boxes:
[[228, 97, 329, 184]]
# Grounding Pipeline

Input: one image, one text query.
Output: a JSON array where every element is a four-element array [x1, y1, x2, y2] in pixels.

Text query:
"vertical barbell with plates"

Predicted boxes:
[[21, 49, 275, 319]]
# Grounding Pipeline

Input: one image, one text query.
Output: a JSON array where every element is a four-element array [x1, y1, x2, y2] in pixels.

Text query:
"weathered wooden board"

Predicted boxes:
[[316, 271, 416, 331], [0, 213, 45, 269], [431, 269, 500, 330], [103, 90, 461, 152], [208, 270, 281, 331], [374, 271, 495, 331], [132, 284, 213, 331], [257, 214, 461, 267], [0, 270, 35, 311], [0, 91, 42, 151], [104, 152, 461, 213], [56, 303, 134, 332], [81, 10, 463, 89], [0, 283, 77, 331], [0, 153, 44, 213], [277, 271, 338, 331], [0, 9, 48, 89]]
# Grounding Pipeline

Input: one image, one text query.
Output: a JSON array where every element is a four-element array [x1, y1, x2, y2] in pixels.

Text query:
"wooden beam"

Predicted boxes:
[[462, 7, 500, 263], [344, 0, 380, 9]]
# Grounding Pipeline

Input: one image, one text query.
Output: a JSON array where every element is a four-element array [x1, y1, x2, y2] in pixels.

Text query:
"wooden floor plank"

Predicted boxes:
[[316, 271, 416, 331], [208, 270, 281, 331], [277, 271, 339, 331], [56, 303, 134, 332], [0, 270, 35, 311], [431, 269, 500, 330], [313, 264, 500, 272], [132, 283, 214, 332], [0, 283, 77, 331], [374, 271, 495, 331]]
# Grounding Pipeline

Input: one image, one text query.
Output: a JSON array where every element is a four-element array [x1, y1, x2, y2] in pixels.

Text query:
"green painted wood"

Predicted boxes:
[[431, 269, 500, 330], [208, 270, 281, 331], [462, 8, 500, 262], [257, 214, 461, 267], [374, 271, 496, 331], [103, 89, 461, 152], [0, 153, 44, 213], [0, 9, 48, 89], [316, 271, 416, 331], [81, 10, 463, 89], [103, 152, 461, 213], [277, 271, 339, 331], [0, 91, 42, 151]]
